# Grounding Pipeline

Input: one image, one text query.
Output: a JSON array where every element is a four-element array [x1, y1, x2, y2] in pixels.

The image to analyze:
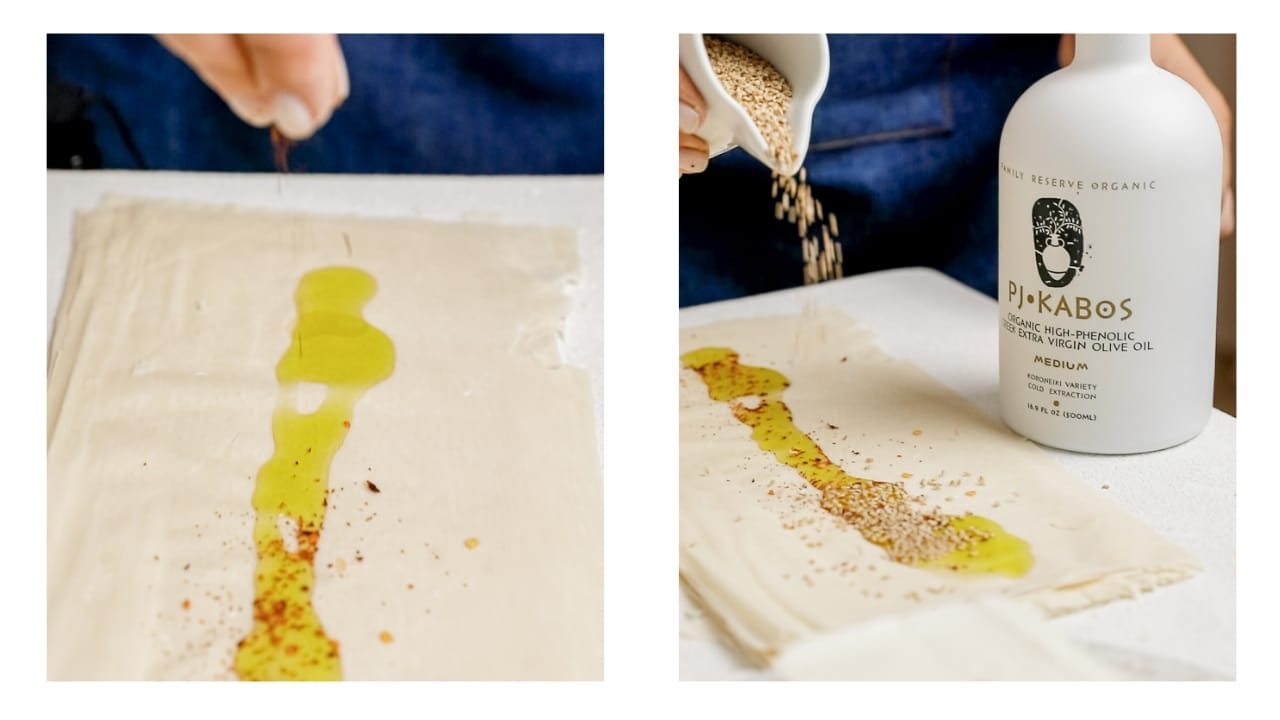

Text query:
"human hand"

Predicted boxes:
[[156, 34, 349, 140], [680, 65, 709, 175], [1060, 34, 1234, 238]]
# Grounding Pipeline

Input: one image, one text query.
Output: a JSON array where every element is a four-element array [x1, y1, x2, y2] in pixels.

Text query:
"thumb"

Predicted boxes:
[[239, 34, 349, 140]]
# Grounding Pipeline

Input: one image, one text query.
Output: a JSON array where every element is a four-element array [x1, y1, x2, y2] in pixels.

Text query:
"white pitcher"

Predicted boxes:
[[680, 33, 829, 177]]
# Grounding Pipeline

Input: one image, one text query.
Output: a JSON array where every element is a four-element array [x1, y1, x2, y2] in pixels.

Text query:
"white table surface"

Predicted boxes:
[[46, 170, 604, 446], [679, 268, 1236, 680]]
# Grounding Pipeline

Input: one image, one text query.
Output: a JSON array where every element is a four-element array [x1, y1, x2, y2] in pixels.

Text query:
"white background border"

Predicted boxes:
[[9, 2, 1271, 715]]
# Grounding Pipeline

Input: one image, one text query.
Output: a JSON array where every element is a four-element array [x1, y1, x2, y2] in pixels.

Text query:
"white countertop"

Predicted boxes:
[[46, 170, 604, 444], [680, 268, 1236, 680]]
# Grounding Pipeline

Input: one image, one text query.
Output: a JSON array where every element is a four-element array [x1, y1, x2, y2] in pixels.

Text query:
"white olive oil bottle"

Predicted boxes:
[[997, 34, 1222, 454]]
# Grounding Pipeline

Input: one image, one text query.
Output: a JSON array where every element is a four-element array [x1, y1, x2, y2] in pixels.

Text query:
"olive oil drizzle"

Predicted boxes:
[[234, 267, 395, 680], [682, 347, 1032, 577]]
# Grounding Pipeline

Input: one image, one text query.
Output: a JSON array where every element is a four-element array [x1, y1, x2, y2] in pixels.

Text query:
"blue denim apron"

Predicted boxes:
[[679, 34, 1060, 305], [47, 34, 604, 175]]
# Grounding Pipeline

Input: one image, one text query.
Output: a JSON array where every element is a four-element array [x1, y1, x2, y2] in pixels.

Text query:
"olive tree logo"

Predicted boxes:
[[1032, 198, 1084, 287]]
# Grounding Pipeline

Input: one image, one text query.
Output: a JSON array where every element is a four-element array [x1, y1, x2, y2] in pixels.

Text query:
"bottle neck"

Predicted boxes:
[[1071, 34, 1152, 66]]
